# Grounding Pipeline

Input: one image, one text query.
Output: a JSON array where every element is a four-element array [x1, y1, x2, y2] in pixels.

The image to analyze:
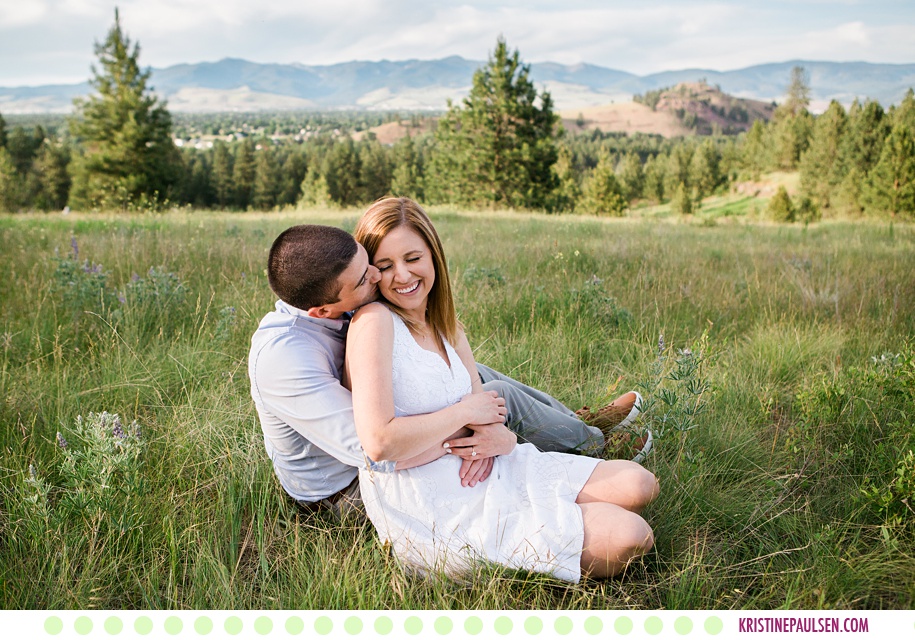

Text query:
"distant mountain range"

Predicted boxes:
[[1, 57, 913, 114]]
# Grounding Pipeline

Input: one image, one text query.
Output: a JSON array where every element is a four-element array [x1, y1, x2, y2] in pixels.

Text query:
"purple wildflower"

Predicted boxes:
[[658, 333, 666, 357], [29, 464, 36, 480], [112, 416, 127, 439], [70, 236, 79, 260], [56, 431, 69, 449]]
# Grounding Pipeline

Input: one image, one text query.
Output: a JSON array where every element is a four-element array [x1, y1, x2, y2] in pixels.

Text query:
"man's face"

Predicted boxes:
[[319, 243, 381, 317]]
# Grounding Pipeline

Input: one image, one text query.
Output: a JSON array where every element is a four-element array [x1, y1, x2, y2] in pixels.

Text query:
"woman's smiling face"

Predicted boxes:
[[373, 224, 436, 317]]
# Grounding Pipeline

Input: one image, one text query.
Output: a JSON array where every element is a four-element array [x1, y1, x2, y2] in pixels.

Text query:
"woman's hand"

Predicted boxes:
[[444, 422, 517, 459], [457, 390, 507, 426]]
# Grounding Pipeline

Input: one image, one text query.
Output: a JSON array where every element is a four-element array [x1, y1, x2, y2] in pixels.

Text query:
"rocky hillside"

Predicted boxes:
[[649, 82, 775, 134], [560, 82, 774, 137]]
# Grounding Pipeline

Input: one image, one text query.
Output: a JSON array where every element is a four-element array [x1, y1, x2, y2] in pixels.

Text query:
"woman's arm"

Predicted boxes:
[[447, 327, 517, 487], [394, 426, 472, 470], [345, 303, 506, 463]]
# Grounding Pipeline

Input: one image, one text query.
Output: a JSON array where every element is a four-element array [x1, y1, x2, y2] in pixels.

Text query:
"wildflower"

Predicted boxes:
[[70, 236, 79, 260], [130, 421, 141, 439], [29, 464, 36, 480], [678, 348, 693, 357], [658, 333, 666, 356], [587, 274, 602, 286], [112, 416, 127, 439], [56, 431, 69, 449]]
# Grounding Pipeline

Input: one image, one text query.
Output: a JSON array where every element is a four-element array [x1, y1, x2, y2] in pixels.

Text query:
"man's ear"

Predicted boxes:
[[306, 306, 332, 319]]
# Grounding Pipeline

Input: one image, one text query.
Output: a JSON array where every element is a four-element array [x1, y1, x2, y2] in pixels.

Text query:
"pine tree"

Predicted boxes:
[[771, 108, 813, 170], [211, 140, 234, 208], [322, 137, 361, 206], [767, 185, 796, 222], [838, 100, 889, 178], [689, 140, 722, 200], [277, 149, 307, 206], [642, 153, 667, 203], [5, 126, 43, 174], [427, 37, 558, 209], [252, 145, 280, 210], [177, 149, 213, 208], [549, 145, 581, 212], [68, 9, 179, 210], [232, 139, 256, 209], [390, 135, 424, 201], [784, 66, 812, 115], [892, 89, 915, 132], [663, 145, 692, 201], [741, 119, 770, 179], [299, 165, 332, 208], [0, 148, 22, 211], [799, 100, 847, 211], [30, 140, 72, 210], [357, 137, 393, 204], [864, 123, 915, 218], [0, 111, 7, 149], [617, 152, 644, 202], [579, 152, 626, 216], [669, 181, 693, 215]]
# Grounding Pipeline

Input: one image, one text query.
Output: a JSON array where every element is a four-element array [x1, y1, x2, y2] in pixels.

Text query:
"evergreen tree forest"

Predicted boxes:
[[0, 18, 913, 220]]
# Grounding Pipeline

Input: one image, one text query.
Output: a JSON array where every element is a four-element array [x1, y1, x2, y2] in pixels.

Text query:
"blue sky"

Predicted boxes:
[[1, 0, 913, 87]]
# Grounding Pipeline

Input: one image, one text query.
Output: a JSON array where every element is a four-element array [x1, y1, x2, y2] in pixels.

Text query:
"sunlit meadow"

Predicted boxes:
[[1, 208, 913, 609]]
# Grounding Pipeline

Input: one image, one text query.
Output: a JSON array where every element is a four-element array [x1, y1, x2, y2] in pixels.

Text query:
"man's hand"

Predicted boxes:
[[457, 391, 507, 426], [458, 456, 494, 487], [444, 422, 517, 459]]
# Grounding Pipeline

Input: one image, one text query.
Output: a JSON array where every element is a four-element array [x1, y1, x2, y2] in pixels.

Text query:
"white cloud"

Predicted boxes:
[[0, 1, 49, 28], [0, 0, 913, 86]]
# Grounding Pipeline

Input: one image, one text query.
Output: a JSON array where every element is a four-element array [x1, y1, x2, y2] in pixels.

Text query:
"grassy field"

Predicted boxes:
[[1, 207, 913, 610]]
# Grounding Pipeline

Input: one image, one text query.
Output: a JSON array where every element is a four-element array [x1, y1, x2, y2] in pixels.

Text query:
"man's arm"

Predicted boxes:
[[251, 331, 380, 471]]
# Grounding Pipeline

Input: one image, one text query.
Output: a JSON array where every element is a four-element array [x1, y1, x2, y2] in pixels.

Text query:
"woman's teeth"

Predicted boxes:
[[395, 282, 419, 294]]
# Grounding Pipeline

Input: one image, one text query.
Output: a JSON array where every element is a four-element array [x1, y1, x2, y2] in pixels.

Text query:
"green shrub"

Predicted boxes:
[[768, 185, 796, 222]]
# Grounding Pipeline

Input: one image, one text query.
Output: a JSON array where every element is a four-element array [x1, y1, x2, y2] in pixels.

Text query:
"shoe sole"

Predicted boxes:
[[610, 391, 642, 432], [631, 429, 653, 464]]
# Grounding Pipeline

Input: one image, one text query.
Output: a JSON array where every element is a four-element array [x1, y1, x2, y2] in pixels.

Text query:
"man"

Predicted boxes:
[[249, 224, 642, 514]]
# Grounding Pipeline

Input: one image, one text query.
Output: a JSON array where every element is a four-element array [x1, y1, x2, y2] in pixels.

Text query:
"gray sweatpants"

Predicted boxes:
[[477, 364, 603, 455]]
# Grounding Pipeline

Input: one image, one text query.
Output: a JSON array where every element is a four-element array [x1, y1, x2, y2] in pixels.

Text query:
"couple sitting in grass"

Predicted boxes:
[[249, 196, 658, 582]]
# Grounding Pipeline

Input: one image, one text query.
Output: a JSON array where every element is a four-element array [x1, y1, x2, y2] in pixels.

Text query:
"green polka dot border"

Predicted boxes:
[[33, 610, 915, 638]]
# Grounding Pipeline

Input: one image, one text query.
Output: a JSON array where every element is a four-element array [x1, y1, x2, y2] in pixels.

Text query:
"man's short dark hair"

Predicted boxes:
[[268, 225, 358, 310]]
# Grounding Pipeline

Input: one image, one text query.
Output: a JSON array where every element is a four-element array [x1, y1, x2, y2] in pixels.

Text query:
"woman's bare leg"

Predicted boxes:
[[576, 460, 659, 512], [579, 502, 654, 578]]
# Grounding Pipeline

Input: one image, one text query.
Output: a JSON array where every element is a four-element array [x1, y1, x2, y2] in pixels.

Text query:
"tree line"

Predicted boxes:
[[1, 14, 913, 219]]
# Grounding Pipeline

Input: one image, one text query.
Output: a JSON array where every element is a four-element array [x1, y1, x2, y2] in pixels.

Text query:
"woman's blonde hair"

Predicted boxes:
[[354, 197, 458, 347]]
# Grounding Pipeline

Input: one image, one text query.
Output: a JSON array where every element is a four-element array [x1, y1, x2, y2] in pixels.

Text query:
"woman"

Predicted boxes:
[[345, 197, 658, 582]]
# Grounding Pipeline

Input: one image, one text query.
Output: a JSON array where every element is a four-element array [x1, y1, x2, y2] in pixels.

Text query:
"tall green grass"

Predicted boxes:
[[1, 210, 913, 609]]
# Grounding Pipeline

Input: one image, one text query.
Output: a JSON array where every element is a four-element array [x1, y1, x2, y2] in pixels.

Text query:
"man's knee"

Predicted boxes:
[[481, 379, 510, 397]]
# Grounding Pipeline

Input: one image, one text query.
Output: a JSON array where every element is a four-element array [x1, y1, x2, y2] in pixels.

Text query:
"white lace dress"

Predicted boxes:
[[358, 312, 600, 583]]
